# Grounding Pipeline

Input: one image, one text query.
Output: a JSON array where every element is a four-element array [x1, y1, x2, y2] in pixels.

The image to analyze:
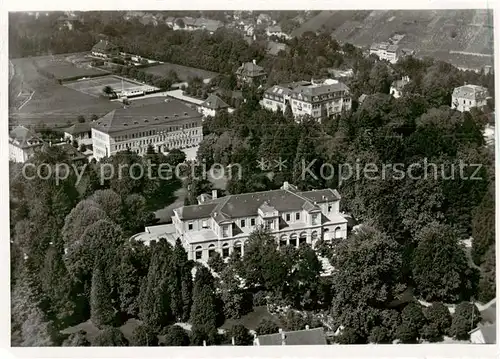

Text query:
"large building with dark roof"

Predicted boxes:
[[170, 181, 347, 262], [91, 99, 203, 160], [262, 79, 352, 120]]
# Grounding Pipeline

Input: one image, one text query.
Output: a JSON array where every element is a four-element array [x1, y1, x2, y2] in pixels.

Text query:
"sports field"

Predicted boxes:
[[64, 75, 159, 98]]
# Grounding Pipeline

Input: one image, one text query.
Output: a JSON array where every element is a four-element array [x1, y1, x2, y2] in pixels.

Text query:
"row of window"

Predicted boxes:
[[114, 132, 200, 150], [113, 122, 200, 141]]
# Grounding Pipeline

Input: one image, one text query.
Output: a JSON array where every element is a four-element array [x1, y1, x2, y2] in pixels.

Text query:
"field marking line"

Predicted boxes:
[[18, 91, 35, 110]]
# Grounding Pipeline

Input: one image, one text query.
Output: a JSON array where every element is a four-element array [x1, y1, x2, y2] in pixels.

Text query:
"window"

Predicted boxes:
[[202, 220, 208, 229], [328, 205, 332, 212], [234, 242, 242, 256], [188, 223, 193, 230], [222, 225, 229, 238], [286, 213, 291, 221], [240, 219, 246, 228], [208, 244, 216, 258], [312, 214, 319, 225], [295, 212, 300, 220], [195, 246, 202, 260], [250, 218, 255, 226], [222, 244, 230, 258]]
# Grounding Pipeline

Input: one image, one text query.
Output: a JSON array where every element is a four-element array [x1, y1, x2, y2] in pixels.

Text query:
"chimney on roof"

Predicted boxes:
[[212, 189, 217, 199], [253, 59, 256, 65]]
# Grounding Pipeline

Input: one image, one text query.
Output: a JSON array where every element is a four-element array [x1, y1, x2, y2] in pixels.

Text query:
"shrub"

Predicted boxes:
[[424, 302, 452, 335], [161, 325, 190, 346], [255, 318, 279, 336], [449, 302, 481, 340], [253, 290, 268, 307], [368, 326, 391, 344]]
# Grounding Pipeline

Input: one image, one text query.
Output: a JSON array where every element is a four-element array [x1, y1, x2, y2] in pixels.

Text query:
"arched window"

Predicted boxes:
[[299, 232, 307, 246], [208, 244, 216, 258], [279, 235, 288, 247], [334, 226, 342, 239], [195, 246, 203, 260], [311, 231, 318, 242], [234, 241, 242, 257], [289, 233, 298, 248], [222, 243, 230, 258]]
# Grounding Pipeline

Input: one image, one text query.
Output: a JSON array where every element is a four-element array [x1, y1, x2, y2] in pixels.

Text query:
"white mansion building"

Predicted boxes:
[[262, 79, 352, 120], [135, 183, 348, 263], [91, 99, 203, 160], [451, 84, 490, 112]]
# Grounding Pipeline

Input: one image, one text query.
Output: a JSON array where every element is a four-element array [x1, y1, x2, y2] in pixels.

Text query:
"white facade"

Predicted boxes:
[[451, 84, 489, 112], [370, 43, 400, 64], [262, 79, 352, 120], [170, 185, 348, 263]]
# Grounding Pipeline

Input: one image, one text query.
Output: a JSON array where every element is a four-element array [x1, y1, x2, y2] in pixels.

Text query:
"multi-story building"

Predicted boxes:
[[91, 99, 203, 160], [390, 76, 410, 99], [91, 40, 120, 58], [64, 122, 92, 146], [170, 182, 348, 263], [235, 60, 267, 86], [9, 125, 44, 163], [198, 94, 230, 118], [266, 25, 291, 40], [451, 84, 490, 112], [262, 79, 352, 120], [369, 42, 400, 64]]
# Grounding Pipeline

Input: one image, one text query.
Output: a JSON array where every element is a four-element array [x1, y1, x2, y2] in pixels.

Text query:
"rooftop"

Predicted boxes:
[[371, 42, 399, 53], [200, 94, 230, 110], [64, 122, 91, 135], [236, 61, 267, 78], [256, 327, 327, 346], [92, 39, 119, 53], [92, 99, 202, 135], [9, 126, 43, 149], [452, 84, 489, 100], [175, 187, 342, 223]]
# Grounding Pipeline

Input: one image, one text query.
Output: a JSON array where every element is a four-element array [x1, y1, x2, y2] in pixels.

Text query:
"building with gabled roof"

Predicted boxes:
[[451, 84, 490, 112], [262, 79, 351, 120], [91, 40, 120, 58], [254, 326, 327, 346], [235, 60, 267, 86], [168, 181, 347, 262], [64, 122, 92, 145], [198, 94, 230, 117], [91, 99, 203, 160], [369, 42, 400, 64], [9, 125, 44, 163]]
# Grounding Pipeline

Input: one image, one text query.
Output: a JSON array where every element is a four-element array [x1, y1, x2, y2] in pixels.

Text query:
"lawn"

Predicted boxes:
[[64, 75, 159, 98], [35, 58, 109, 81], [9, 55, 121, 128], [144, 62, 219, 82]]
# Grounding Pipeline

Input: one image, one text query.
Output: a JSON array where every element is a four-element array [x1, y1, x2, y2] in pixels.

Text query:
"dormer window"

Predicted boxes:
[[328, 205, 332, 212], [250, 218, 256, 226], [188, 223, 193, 230], [286, 213, 291, 221]]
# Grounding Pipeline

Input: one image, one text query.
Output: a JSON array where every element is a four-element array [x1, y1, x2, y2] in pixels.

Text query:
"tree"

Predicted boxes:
[[207, 251, 225, 273], [102, 85, 115, 97], [190, 280, 217, 331], [395, 323, 418, 343], [368, 326, 391, 344], [478, 245, 496, 303], [411, 223, 478, 302], [331, 227, 403, 341], [92, 327, 128, 346], [77, 115, 85, 123], [471, 185, 495, 265], [162, 325, 190, 346], [401, 302, 426, 337], [336, 327, 362, 344], [90, 264, 117, 329], [449, 302, 481, 340], [165, 148, 186, 166], [420, 324, 442, 342], [62, 330, 90, 346], [255, 318, 279, 335], [424, 302, 452, 336], [90, 114, 99, 122], [130, 324, 159, 346], [228, 324, 253, 345]]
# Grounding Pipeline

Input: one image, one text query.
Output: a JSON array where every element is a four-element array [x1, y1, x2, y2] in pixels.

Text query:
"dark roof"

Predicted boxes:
[[257, 328, 326, 345], [91, 40, 119, 53], [64, 122, 91, 135], [176, 188, 341, 223], [54, 143, 87, 161], [200, 94, 229, 110], [92, 99, 202, 135], [236, 62, 267, 78], [9, 126, 43, 149]]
